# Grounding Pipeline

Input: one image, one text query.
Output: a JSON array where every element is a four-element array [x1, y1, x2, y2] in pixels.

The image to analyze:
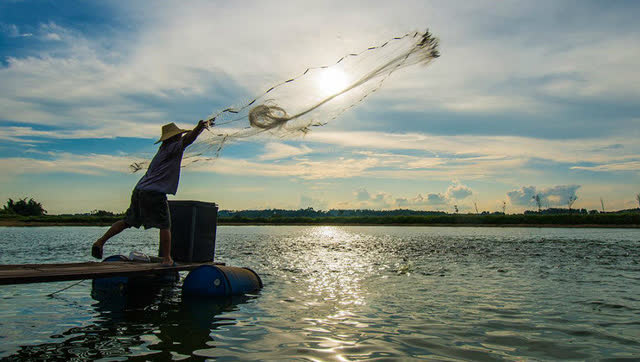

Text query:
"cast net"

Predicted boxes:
[[131, 29, 439, 172]]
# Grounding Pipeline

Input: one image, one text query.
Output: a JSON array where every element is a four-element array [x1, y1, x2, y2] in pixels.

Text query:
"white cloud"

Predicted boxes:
[[0, 124, 160, 140], [442, 95, 538, 114], [0, 148, 489, 184], [306, 130, 640, 166], [426, 193, 447, 205], [445, 181, 473, 200], [189, 155, 380, 180], [371, 192, 392, 206], [506, 186, 537, 207], [0, 23, 32, 37], [355, 188, 370, 201], [0, 21, 231, 134], [2, 1, 638, 139], [398, 192, 448, 206], [352, 189, 393, 209], [0, 153, 132, 177], [259, 142, 312, 161], [507, 185, 581, 207], [44, 33, 62, 41], [571, 161, 640, 172], [1, 3, 639, 162], [351, 181, 473, 210], [299, 195, 327, 210], [396, 193, 438, 208]]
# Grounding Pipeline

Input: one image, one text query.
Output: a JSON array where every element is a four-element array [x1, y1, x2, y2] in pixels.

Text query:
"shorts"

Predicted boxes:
[[123, 189, 171, 229]]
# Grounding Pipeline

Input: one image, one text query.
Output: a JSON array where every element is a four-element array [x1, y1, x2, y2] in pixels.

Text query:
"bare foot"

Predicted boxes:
[[161, 256, 174, 266]]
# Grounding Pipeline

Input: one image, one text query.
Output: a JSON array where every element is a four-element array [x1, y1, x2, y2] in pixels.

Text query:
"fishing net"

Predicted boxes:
[[131, 29, 439, 172]]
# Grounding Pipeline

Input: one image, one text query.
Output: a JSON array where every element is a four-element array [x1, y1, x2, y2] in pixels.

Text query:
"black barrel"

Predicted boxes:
[[166, 200, 218, 262]]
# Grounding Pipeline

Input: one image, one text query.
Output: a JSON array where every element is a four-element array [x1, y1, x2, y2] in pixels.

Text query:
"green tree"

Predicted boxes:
[[3, 198, 47, 216]]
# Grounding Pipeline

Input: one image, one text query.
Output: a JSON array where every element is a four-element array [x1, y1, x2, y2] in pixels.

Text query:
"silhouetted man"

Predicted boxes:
[[92, 120, 209, 265]]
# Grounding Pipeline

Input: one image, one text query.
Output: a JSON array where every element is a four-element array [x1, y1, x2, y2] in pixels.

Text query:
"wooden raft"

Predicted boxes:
[[0, 261, 223, 285]]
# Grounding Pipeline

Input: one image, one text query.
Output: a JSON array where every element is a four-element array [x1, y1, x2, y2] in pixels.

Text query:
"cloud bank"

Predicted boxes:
[[507, 185, 581, 208], [358, 181, 473, 209]]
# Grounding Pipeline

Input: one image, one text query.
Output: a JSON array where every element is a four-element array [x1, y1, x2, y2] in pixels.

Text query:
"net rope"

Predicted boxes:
[[131, 29, 439, 172]]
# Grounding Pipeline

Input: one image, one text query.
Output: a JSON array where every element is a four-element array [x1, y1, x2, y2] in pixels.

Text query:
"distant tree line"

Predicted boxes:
[[2, 198, 46, 216], [217, 212, 640, 226], [2, 197, 639, 226], [217, 207, 639, 226], [523, 207, 640, 215], [218, 208, 447, 219], [219, 206, 640, 219], [524, 208, 589, 215]]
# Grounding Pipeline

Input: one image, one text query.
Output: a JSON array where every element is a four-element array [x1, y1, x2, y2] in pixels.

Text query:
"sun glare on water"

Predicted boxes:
[[317, 67, 350, 96]]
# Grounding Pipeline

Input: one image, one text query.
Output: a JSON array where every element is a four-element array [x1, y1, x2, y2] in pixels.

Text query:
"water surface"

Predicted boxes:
[[0, 226, 639, 360]]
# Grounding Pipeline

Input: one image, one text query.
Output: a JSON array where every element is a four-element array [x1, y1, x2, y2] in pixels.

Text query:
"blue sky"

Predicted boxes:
[[1, 0, 639, 214]]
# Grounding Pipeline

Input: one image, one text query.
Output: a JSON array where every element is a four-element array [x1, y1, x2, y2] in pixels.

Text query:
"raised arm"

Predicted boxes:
[[182, 119, 210, 148]]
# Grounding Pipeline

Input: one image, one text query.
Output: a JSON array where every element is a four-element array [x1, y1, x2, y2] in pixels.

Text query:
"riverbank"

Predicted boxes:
[[1, 213, 639, 227]]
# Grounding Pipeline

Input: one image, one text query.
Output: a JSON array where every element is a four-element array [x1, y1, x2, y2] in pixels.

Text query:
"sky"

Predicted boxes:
[[1, 0, 639, 214]]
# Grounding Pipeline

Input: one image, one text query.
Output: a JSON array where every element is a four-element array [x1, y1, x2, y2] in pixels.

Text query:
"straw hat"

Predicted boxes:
[[155, 122, 188, 144]]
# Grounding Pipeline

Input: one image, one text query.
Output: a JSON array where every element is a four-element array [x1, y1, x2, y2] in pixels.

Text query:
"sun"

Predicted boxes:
[[317, 67, 349, 96]]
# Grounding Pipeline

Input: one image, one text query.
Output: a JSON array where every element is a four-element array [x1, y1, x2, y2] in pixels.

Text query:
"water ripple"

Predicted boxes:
[[1, 226, 639, 360]]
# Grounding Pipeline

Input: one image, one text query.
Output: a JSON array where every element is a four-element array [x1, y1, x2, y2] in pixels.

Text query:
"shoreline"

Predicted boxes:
[[1, 220, 638, 228]]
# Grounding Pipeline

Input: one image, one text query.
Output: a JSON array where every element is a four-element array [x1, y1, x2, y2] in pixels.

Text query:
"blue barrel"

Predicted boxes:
[[91, 255, 179, 300], [92, 255, 130, 295], [182, 265, 262, 297]]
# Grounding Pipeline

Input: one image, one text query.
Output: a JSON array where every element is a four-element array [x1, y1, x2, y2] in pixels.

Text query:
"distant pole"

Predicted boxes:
[[636, 193, 640, 208], [473, 201, 479, 214], [533, 194, 542, 212], [600, 197, 605, 213]]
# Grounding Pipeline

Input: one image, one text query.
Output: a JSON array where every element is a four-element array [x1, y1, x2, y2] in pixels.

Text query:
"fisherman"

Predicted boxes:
[[91, 120, 210, 265]]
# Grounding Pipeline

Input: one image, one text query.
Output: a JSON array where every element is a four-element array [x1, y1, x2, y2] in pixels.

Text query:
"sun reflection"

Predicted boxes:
[[256, 226, 385, 359], [300, 226, 371, 309], [312, 226, 343, 240]]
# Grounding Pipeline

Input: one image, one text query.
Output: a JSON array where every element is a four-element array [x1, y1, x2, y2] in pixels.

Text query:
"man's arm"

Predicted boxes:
[[182, 119, 210, 148]]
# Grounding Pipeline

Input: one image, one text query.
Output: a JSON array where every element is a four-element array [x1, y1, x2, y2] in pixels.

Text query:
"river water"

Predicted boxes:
[[0, 226, 638, 360]]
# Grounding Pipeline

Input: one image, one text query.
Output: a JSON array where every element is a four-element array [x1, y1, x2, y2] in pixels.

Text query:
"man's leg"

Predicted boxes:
[[159, 228, 174, 265], [92, 219, 129, 259]]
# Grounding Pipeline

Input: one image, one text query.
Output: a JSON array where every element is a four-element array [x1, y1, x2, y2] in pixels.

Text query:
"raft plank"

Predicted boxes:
[[0, 261, 224, 285]]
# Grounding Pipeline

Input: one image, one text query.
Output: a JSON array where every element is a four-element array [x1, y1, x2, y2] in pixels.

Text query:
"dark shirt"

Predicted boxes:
[[135, 137, 185, 195]]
